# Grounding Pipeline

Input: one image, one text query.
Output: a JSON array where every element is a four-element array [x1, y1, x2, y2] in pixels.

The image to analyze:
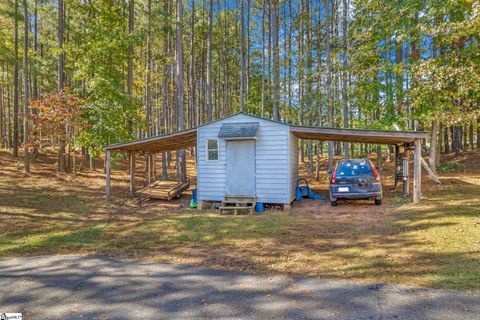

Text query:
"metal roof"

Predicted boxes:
[[290, 126, 427, 145], [104, 128, 197, 153], [218, 122, 259, 139], [105, 113, 427, 153]]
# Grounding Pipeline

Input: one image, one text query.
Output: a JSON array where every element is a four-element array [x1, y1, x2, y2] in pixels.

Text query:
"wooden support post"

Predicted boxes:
[[413, 138, 422, 203], [403, 144, 410, 196], [105, 149, 111, 205], [197, 200, 204, 210], [129, 151, 136, 196], [394, 145, 399, 188], [151, 153, 156, 181], [147, 153, 151, 185]]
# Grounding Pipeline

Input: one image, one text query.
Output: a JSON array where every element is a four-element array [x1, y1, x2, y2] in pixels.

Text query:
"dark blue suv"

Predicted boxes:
[[328, 159, 382, 206]]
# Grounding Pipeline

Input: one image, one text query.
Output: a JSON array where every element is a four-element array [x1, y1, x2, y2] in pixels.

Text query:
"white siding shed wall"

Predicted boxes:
[[288, 132, 299, 202], [197, 114, 290, 203]]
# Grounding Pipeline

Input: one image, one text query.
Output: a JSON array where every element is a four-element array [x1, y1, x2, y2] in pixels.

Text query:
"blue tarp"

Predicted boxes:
[[295, 186, 325, 201]]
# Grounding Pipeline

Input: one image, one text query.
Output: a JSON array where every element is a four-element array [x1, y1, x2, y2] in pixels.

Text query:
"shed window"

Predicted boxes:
[[206, 139, 219, 161]]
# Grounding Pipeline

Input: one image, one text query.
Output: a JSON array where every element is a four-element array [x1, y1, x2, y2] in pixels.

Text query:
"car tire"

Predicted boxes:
[[375, 199, 382, 205], [330, 200, 338, 207]]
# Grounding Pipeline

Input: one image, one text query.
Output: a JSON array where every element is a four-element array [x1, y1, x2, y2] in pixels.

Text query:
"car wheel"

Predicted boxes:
[[375, 199, 382, 205], [330, 200, 338, 207]]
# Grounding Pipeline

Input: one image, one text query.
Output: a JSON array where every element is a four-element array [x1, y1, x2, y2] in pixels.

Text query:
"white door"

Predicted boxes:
[[226, 140, 255, 196]]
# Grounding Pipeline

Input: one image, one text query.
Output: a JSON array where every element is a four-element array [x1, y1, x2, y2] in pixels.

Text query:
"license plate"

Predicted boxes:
[[338, 187, 349, 192]]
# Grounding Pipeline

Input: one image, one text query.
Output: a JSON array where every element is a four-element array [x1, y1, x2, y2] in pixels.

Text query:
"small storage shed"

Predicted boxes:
[[196, 113, 298, 207], [105, 112, 428, 207]]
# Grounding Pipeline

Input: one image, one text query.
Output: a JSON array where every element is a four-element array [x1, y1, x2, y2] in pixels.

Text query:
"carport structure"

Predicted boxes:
[[104, 113, 428, 206], [289, 125, 428, 203]]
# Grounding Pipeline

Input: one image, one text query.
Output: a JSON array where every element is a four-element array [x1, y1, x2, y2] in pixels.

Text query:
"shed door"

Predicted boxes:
[[226, 140, 255, 196]]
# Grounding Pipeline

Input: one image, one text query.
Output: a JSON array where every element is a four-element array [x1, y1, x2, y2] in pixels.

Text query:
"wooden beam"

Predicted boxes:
[[129, 151, 136, 196], [146, 153, 151, 185], [421, 157, 441, 185], [291, 133, 416, 145], [413, 139, 422, 203], [394, 145, 399, 188], [106, 149, 111, 205], [403, 143, 410, 196], [149, 153, 155, 182]]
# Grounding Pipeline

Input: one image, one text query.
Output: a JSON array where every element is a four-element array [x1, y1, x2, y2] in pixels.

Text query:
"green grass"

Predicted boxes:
[[0, 225, 107, 255], [0, 152, 479, 291], [437, 161, 465, 172]]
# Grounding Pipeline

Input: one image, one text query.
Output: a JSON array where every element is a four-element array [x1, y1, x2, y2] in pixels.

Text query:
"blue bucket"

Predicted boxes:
[[255, 202, 265, 213]]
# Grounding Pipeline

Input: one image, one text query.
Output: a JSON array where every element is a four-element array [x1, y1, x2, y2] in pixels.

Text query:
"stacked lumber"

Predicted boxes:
[[136, 180, 190, 200]]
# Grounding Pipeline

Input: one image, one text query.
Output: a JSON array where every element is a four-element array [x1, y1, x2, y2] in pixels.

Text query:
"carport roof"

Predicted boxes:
[[105, 128, 197, 153], [290, 125, 427, 144], [105, 112, 427, 153]]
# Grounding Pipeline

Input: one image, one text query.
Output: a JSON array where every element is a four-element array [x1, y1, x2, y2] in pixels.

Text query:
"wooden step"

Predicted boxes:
[[220, 195, 256, 215], [224, 195, 256, 203]]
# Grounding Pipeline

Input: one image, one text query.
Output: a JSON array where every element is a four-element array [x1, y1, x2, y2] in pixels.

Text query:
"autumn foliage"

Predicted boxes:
[[29, 91, 85, 147]]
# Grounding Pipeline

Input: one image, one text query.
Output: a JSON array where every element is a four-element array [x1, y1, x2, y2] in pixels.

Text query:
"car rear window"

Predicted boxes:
[[336, 160, 373, 176]]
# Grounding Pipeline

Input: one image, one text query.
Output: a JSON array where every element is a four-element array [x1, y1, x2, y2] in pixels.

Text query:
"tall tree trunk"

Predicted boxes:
[[57, 0, 65, 172], [307, 141, 313, 176], [161, 0, 170, 180], [33, 0, 38, 99], [454, 125, 462, 156], [13, 0, 19, 157], [146, 0, 152, 137], [305, 0, 313, 173], [477, 117, 480, 148], [206, 0, 213, 121], [450, 126, 454, 152], [325, 0, 333, 171], [272, 0, 280, 121], [376, 145, 382, 171], [222, 0, 229, 115], [6, 64, 12, 149], [246, 0, 250, 98], [287, 0, 292, 109], [239, 0, 245, 112], [58, 0, 64, 92], [444, 125, 450, 153], [176, 0, 187, 182], [260, 0, 266, 117], [23, 0, 29, 172], [189, 0, 196, 126], [469, 122, 474, 150], [342, 0, 349, 159], [127, 0, 134, 133]]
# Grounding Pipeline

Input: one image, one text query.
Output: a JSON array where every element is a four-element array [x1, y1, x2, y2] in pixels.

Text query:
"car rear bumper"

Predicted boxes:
[[330, 191, 382, 201]]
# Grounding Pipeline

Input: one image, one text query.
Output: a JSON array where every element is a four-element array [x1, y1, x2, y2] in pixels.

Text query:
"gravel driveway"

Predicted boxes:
[[0, 255, 478, 319]]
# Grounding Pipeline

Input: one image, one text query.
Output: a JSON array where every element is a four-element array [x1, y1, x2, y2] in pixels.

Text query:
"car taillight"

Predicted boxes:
[[371, 163, 380, 182], [331, 166, 337, 185]]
